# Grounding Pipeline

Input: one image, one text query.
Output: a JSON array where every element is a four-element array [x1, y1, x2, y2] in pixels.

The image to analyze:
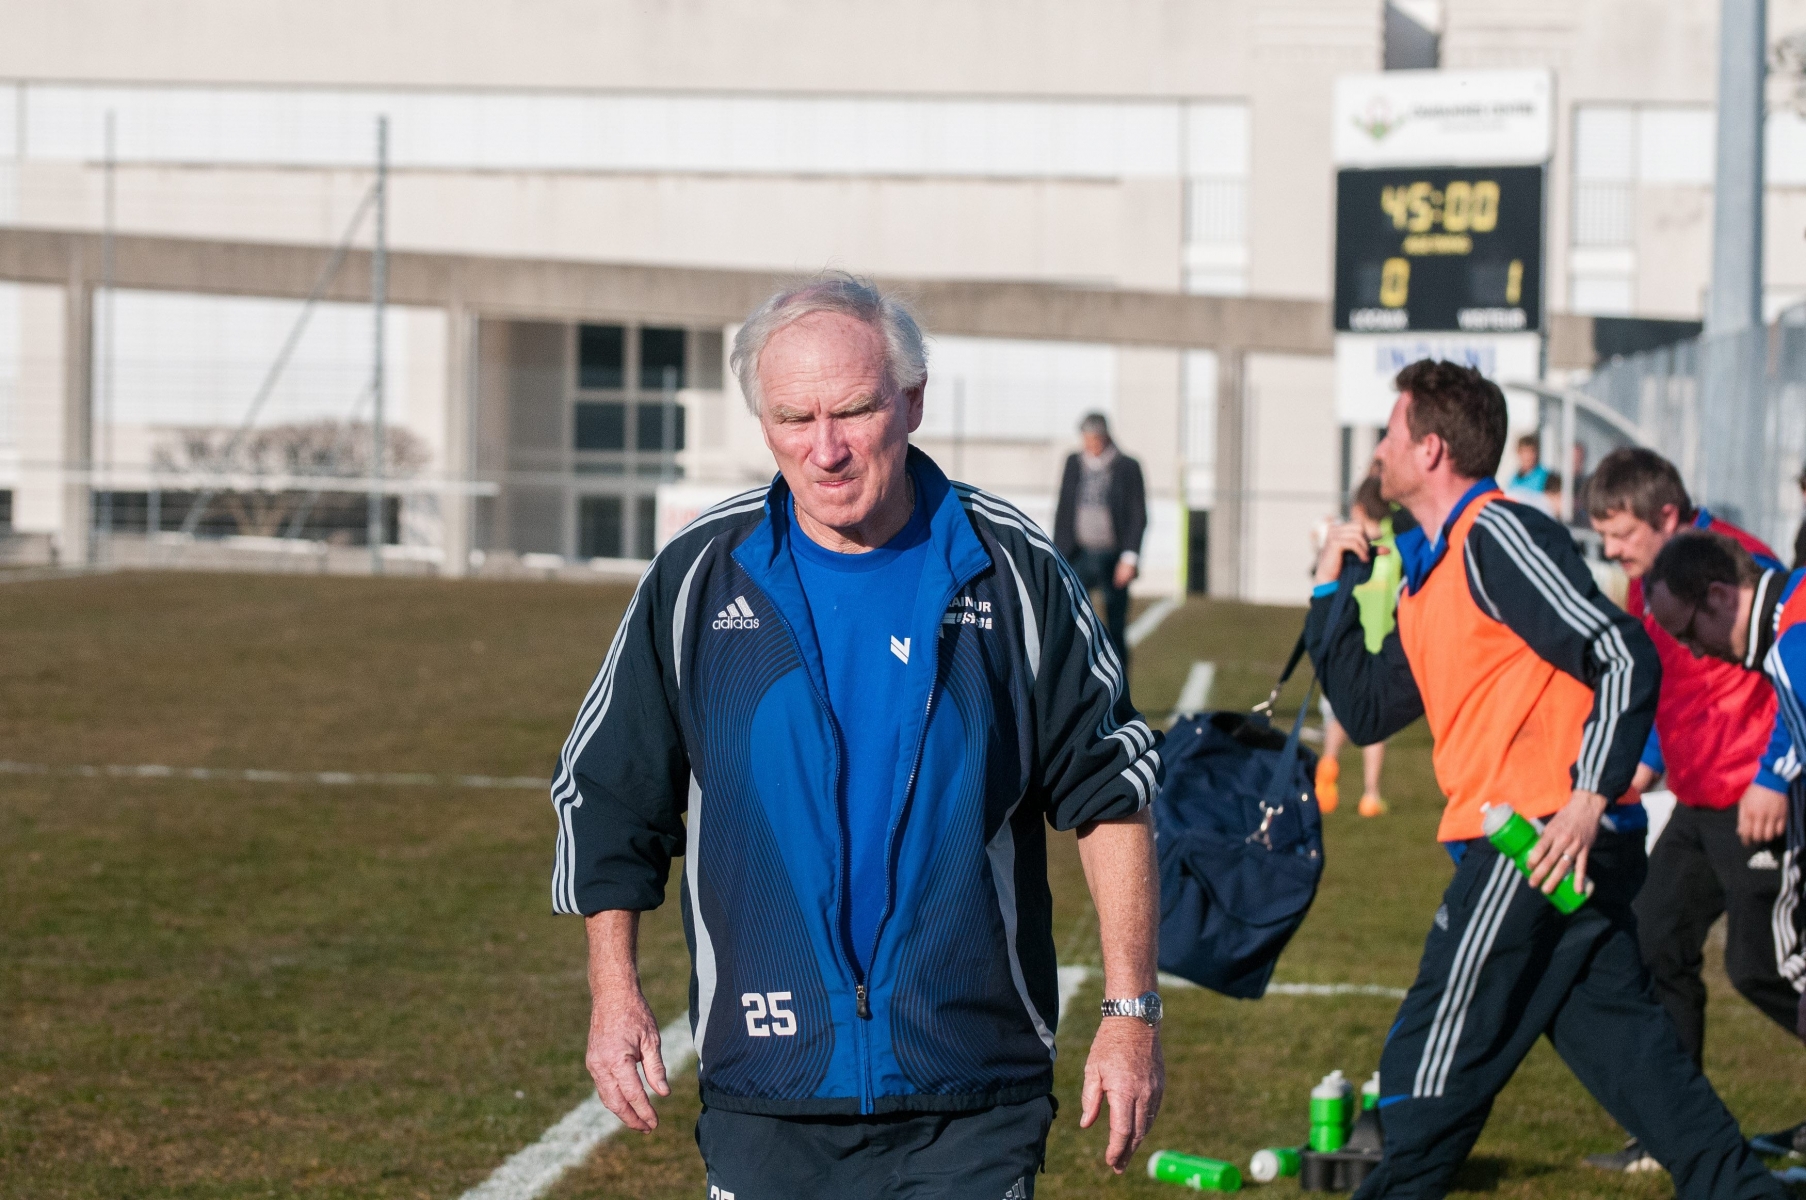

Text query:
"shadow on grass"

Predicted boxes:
[[1452, 1153, 1561, 1192]]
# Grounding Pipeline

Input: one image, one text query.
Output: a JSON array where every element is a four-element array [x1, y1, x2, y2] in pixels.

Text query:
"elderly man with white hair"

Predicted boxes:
[[550, 271, 1166, 1198]]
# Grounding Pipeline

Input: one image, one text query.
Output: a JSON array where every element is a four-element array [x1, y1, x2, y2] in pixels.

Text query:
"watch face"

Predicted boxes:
[[1141, 992, 1163, 1024]]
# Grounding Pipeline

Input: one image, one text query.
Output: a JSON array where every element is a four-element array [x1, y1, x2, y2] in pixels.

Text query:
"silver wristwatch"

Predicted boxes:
[[1099, 990, 1163, 1027]]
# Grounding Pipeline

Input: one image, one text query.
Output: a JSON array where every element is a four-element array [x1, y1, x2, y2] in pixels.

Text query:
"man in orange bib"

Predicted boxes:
[[1308, 361, 1782, 1200]]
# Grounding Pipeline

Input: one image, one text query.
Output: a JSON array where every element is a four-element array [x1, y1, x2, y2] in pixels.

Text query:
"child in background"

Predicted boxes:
[[1316, 475, 1403, 817], [1540, 470, 1564, 521], [1508, 432, 1549, 493]]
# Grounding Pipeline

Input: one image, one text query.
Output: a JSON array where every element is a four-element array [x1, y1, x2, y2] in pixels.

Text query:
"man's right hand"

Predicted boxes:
[[1314, 520, 1376, 586], [586, 985, 670, 1131], [1737, 782, 1789, 847], [584, 909, 669, 1132]]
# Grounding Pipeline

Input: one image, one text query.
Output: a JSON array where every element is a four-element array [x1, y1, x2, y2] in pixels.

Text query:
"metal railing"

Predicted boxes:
[[1569, 314, 1806, 554]]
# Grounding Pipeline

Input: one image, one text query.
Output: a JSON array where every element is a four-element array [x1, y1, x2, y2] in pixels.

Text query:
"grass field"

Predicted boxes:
[[2, 572, 1802, 1199]]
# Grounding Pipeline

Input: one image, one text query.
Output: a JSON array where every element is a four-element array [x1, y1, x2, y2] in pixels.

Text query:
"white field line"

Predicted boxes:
[[458, 1015, 696, 1200], [1266, 982, 1407, 999], [1172, 661, 1216, 718], [0, 564, 120, 585], [464, 970, 1098, 1200], [0, 760, 546, 790], [462, 969, 1400, 1200], [1158, 971, 1406, 999], [1125, 597, 1182, 649], [1057, 965, 1092, 1019]]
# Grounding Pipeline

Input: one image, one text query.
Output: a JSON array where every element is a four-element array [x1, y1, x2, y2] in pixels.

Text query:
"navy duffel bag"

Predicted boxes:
[[1154, 579, 1350, 998]]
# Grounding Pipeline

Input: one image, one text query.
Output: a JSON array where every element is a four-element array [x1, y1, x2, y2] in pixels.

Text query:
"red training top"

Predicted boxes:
[[1625, 511, 1780, 811]]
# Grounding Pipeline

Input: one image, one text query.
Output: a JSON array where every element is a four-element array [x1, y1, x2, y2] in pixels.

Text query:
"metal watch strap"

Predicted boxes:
[[1099, 991, 1162, 1026]]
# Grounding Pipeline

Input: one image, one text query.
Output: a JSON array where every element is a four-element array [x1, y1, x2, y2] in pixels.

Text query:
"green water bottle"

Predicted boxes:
[[1482, 804, 1593, 914], [1309, 1070, 1351, 1152], [1361, 1071, 1380, 1111], [1147, 1150, 1242, 1192], [1249, 1146, 1302, 1182]]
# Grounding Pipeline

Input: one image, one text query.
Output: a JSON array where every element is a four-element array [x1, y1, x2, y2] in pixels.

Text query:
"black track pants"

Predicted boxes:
[[1636, 801, 1797, 1064], [696, 1095, 1055, 1200], [1355, 830, 1784, 1200], [1071, 549, 1130, 664]]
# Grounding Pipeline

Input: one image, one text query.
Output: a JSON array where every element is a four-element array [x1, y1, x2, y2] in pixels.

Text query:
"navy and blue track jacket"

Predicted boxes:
[[550, 448, 1164, 1116]]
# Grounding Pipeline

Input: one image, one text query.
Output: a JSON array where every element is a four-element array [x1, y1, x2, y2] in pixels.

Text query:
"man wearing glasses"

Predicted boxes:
[[1645, 531, 1806, 1071]]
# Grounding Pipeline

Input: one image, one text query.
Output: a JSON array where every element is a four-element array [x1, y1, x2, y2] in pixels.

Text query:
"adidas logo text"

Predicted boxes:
[[713, 596, 760, 631]]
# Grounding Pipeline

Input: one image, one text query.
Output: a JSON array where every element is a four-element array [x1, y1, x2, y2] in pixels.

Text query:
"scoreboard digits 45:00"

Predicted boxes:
[[1333, 164, 1543, 334]]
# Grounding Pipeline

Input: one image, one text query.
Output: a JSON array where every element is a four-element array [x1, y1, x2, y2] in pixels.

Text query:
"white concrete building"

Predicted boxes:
[[0, 1, 1802, 600]]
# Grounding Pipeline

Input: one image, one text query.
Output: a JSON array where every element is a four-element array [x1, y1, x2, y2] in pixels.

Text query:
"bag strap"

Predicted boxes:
[[1252, 560, 1360, 822], [1255, 555, 1360, 717]]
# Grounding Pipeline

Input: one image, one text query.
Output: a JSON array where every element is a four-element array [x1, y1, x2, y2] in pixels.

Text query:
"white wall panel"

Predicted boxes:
[[1185, 102, 1250, 178], [1574, 105, 1635, 182], [1636, 108, 1713, 184], [0, 83, 17, 159], [16, 81, 1241, 182], [99, 289, 414, 432], [1769, 112, 1806, 187], [1573, 103, 1806, 189], [0, 282, 17, 454], [919, 336, 1115, 442]]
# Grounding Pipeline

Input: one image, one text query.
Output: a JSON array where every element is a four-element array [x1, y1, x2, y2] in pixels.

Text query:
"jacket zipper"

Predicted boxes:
[[759, 595, 874, 1111], [856, 570, 975, 1027], [863, 654, 940, 980], [763, 565, 979, 1115]]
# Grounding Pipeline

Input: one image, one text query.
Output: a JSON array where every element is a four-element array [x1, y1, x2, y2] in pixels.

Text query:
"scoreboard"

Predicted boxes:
[[1333, 165, 1543, 334]]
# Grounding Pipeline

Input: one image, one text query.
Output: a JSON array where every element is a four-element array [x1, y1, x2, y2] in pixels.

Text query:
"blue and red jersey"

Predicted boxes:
[[1760, 567, 1806, 990]]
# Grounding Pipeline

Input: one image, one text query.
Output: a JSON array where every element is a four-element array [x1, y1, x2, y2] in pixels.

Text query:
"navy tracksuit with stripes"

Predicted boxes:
[[1309, 486, 1784, 1200], [1373, 831, 1772, 1198]]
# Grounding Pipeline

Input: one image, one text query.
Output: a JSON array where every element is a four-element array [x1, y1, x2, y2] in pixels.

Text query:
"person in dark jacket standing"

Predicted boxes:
[[554, 273, 1165, 1200], [1054, 414, 1147, 663]]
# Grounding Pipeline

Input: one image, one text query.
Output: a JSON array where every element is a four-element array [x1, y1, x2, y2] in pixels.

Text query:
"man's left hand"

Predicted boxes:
[[1525, 790, 1607, 895], [1113, 558, 1139, 589], [1079, 1017, 1164, 1174], [1737, 783, 1789, 846]]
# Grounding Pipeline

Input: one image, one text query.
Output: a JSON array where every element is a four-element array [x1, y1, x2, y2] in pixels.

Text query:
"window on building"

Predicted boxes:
[[1187, 510, 1210, 594], [690, 329, 725, 390], [575, 400, 627, 451], [579, 324, 626, 390], [639, 326, 687, 391], [1383, 1, 1440, 70], [634, 401, 686, 453], [634, 496, 658, 560], [580, 495, 624, 559], [1182, 103, 1251, 297]]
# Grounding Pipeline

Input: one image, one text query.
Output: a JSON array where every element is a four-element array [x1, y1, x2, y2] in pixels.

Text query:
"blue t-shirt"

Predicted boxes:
[[788, 483, 932, 976]]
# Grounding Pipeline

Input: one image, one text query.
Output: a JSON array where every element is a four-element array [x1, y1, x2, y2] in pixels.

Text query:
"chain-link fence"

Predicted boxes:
[[1578, 311, 1806, 556]]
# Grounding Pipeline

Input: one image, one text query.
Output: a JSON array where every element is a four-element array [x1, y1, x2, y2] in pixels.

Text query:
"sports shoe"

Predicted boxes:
[[1315, 757, 1340, 814], [1583, 1138, 1662, 1173], [1358, 793, 1389, 817], [1749, 1121, 1806, 1158]]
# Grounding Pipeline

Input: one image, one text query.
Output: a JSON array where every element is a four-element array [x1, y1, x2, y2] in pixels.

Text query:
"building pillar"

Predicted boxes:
[[1209, 349, 1245, 600], [61, 257, 92, 566], [1708, 0, 1764, 335], [441, 302, 475, 577]]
